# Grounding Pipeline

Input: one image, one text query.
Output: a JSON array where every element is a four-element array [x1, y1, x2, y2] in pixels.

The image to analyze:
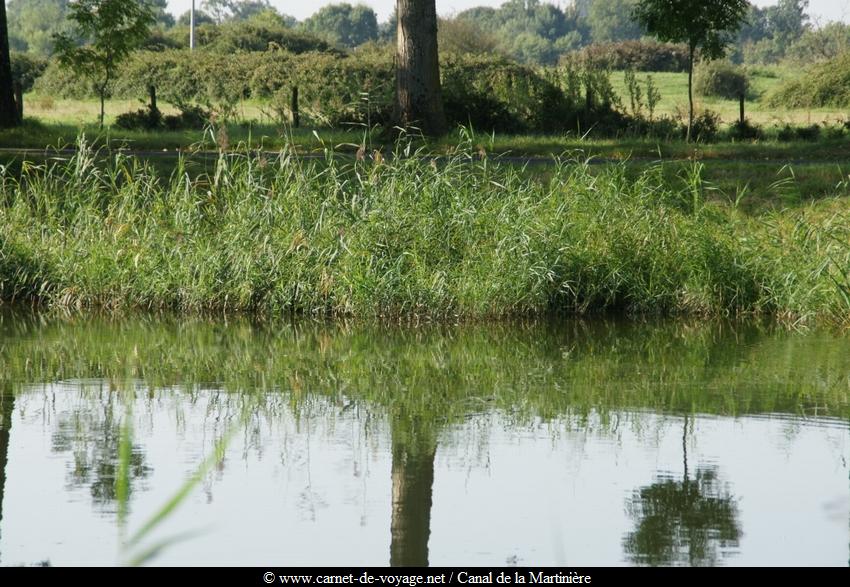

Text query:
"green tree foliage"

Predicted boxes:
[[146, 0, 174, 28], [577, 40, 690, 72], [457, 0, 588, 65], [587, 0, 643, 43], [6, 0, 73, 56], [201, 0, 273, 24], [177, 9, 215, 27], [635, 0, 748, 141], [10, 52, 49, 92], [189, 21, 333, 53], [378, 9, 397, 43], [301, 3, 379, 48], [54, 0, 155, 128], [438, 17, 501, 56], [785, 22, 850, 63], [735, 0, 810, 63]]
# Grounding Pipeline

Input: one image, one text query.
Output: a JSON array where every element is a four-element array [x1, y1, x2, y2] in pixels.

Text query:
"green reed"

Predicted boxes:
[[1, 137, 849, 324]]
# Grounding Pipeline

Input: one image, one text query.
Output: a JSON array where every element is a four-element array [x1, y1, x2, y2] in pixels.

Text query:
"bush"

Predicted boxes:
[[442, 55, 573, 133], [768, 53, 850, 109], [163, 105, 211, 131], [727, 119, 762, 141], [32, 59, 94, 99], [115, 106, 163, 131], [572, 41, 690, 72], [777, 124, 821, 142], [10, 53, 49, 93], [191, 22, 337, 54], [695, 61, 750, 100], [115, 104, 211, 131], [686, 110, 721, 142]]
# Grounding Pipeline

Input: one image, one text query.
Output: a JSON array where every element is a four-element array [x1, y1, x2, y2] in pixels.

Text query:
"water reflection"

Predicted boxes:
[[0, 313, 847, 566], [0, 386, 12, 565], [390, 414, 437, 567], [624, 417, 742, 566], [49, 387, 151, 508]]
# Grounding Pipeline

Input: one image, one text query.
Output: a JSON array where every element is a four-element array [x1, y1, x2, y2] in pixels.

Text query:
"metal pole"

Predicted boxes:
[[190, 0, 196, 51]]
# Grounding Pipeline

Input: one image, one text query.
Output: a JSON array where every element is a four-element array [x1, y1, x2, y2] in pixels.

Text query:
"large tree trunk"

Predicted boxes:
[[0, 0, 21, 128], [395, 0, 447, 136], [0, 388, 14, 564]]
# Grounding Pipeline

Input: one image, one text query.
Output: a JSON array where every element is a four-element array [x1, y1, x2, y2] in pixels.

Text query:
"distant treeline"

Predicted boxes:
[[7, 0, 848, 67]]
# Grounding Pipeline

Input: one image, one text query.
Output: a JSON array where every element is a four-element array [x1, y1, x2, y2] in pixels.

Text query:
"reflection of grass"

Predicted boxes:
[[3, 315, 850, 422]]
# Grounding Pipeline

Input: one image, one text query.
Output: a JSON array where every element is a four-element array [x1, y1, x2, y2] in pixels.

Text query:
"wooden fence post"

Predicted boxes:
[[291, 86, 300, 128], [149, 85, 158, 113], [13, 81, 23, 121]]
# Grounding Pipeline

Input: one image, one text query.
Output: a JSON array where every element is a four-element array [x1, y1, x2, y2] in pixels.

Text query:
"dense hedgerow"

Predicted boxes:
[[33, 48, 630, 133], [572, 41, 690, 73], [1, 140, 848, 322]]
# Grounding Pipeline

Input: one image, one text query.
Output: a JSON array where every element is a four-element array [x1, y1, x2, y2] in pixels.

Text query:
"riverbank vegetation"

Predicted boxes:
[[1, 140, 848, 324]]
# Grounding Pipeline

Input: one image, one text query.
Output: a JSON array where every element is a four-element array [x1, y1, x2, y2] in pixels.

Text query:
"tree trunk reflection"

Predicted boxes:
[[0, 386, 14, 563], [390, 414, 437, 567]]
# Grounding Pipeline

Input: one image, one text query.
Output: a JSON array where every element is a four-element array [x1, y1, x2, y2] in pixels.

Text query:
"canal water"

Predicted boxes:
[[0, 313, 847, 566]]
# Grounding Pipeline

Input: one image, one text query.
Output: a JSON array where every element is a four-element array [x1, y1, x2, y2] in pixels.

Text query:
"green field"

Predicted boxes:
[[609, 66, 848, 125]]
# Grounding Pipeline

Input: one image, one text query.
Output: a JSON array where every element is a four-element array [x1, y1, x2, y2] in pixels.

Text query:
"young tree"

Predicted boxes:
[[634, 0, 748, 141], [0, 0, 20, 128], [395, 0, 447, 136], [54, 0, 155, 128]]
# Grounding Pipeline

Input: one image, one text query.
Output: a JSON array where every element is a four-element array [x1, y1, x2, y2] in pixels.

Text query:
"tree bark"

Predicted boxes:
[[0, 0, 21, 128], [395, 0, 447, 136]]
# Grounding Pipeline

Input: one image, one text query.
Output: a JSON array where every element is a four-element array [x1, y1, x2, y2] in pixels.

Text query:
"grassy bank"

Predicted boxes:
[[1, 139, 849, 323], [5, 116, 850, 164]]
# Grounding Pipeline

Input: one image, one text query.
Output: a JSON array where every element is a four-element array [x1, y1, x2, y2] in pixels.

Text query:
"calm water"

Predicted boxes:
[[0, 313, 848, 567]]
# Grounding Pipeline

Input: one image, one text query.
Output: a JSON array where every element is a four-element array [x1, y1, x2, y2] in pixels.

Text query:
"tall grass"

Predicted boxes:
[[0, 138, 848, 323]]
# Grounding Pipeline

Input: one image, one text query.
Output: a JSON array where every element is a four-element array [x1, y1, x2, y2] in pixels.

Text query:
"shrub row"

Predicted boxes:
[[571, 41, 690, 73], [34, 49, 627, 134]]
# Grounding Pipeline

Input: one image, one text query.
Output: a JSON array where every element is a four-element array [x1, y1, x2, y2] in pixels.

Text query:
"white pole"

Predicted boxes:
[[190, 0, 196, 51]]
